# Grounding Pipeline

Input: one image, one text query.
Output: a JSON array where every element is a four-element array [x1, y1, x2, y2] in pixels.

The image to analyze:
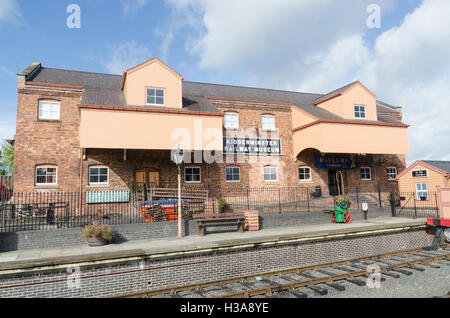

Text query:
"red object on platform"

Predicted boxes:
[[427, 218, 450, 227]]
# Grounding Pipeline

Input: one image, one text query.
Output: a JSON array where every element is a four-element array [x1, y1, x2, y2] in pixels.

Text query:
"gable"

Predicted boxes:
[[122, 58, 183, 108], [315, 82, 377, 121]]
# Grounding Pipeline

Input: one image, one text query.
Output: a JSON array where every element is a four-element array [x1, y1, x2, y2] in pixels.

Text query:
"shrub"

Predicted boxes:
[[81, 222, 115, 242], [335, 196, 352, 208]]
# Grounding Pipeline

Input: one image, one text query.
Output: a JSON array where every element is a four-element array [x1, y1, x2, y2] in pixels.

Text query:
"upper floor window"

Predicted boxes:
[[38, 101, 60, 120], [262, 115, 275, 130], [146, 88, 165, 106], [354, 105, 366, 119], [264, 166, 277, 182], [224, 113, 239, 129], [387, 167, 397, 181], [89, 166, 109, 185], [36, 166, 57, 185]]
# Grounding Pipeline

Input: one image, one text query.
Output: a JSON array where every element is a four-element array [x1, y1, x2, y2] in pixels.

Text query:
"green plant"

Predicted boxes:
[[335, 196, 352, 208], [218, 199, 228, 207], [0, 140, 14, 176], [81, 222, 115, 242]]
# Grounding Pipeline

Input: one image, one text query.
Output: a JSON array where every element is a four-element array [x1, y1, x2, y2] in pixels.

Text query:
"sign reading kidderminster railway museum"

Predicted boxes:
[[223, 137, 282, 155]]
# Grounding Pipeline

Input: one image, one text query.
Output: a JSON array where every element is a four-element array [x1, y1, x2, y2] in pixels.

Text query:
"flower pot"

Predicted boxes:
[[87, 237, 107, 247]]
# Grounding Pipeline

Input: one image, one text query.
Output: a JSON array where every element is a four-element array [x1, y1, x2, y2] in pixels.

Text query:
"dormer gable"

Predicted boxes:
[[314, 81, 377, 121], [121, 57, 183, 108]]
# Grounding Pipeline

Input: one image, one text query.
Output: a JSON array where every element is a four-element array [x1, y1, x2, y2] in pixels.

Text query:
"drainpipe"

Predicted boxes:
[[79, 148, 84, 215]]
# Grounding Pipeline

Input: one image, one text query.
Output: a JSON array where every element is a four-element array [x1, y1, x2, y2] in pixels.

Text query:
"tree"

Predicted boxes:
[[0, 140, 14, 176]]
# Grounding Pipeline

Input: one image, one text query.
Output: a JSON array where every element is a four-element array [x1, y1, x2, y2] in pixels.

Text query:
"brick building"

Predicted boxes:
[[14, 58, 409, 196]]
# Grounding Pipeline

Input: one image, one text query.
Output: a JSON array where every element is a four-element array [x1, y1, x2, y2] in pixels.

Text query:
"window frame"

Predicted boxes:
[[261, 115, 276, 131], [145, 88, 165, 106], [386, 167, 397, 181], [184, 166, 202, 184], [360, 167, 372, 181], [263, 166, 278, 182], [415, 183, 429, 201], [298, 166, 312, 182], [88, 166, 110, 185], [38, 100, 61, 121], [35, 166, 58, 186], [225, 167, 241, 183], [224, 112, 239, 129], [354, 105, 366, 119]]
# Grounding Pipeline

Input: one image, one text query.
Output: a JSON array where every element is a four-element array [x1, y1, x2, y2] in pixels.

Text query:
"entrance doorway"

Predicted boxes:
[[328, 170, 344, 196], [135, 168, 160, 190]]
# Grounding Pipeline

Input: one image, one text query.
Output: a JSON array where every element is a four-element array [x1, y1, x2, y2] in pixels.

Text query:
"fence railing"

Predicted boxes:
[[391, 192, 439, 219], [0, 176, 13, 203], [0, 185, 395, 233]]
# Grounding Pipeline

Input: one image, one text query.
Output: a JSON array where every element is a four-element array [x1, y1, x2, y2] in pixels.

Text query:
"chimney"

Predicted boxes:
[[17, 62, 41, 89]]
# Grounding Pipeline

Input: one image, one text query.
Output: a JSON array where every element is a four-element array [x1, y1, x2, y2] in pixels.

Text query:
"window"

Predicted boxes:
[[89, 166, 109, 185], [354, 105, 366, 119], [226, 167, 240, 182], [184, 167, 201, 183], [415, 183, 428, 200], [387, 167, 397, 181], [262, 115, 275, 130], [224, 113, 239, 129], [264, 167, 277, 182], [35, 166, 57, 185], [360, 167, 372, 180], [146, 88, 165, 106], [38, 101, 60, 120], [299, 167, 312, 182]]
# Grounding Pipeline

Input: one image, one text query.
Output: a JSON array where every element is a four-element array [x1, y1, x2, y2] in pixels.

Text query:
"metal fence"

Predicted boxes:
[[0, 185, 394, 233], [390, 192, 439, 219], [0, 176, 13, 203]]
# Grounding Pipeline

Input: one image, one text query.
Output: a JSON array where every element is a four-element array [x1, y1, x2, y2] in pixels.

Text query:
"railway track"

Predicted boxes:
[[115, 246, 450, 298]]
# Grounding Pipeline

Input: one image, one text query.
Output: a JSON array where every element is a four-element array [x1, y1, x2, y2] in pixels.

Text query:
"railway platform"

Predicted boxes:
[[0, 216, 429, 271]]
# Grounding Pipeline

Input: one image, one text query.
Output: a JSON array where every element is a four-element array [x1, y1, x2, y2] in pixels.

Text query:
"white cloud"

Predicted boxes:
[[166, 0, 449, 163], [357, 0, 450, 164], [122, 0, 148, 17], [0, 0, 20, 24], [104, 41, 152, 74]]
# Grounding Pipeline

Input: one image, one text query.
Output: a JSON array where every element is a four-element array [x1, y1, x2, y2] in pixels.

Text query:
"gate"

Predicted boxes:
[[390, 191, 439, 218]]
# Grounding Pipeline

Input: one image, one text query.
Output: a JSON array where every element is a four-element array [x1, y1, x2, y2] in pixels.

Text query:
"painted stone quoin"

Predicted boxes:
[[14, 58, 409, 196]]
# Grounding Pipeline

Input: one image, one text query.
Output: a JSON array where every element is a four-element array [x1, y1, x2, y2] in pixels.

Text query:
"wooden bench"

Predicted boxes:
[[195, 213, 245, 236]]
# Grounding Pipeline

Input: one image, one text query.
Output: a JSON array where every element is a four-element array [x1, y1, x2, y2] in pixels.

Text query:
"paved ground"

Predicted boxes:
[[0, 216, 427, 270]]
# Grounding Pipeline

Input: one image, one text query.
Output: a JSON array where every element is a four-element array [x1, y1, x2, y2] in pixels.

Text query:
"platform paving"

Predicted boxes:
[[0, 216, 427, 271]]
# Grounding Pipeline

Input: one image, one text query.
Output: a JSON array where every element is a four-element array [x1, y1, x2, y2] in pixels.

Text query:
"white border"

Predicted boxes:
[[88, 166, 110, 185], [360, 167, 372, 181], [35, 166, 58, 185], [298, 166, 312, 182], [386, 166, 397, 181], [225, 167, 241, 183], [411, 169, 428, 178], [38, 101, 61, 120], [263, 166, 278, 182], [184, 166, 202, 184], [145, 87, 165, 106]]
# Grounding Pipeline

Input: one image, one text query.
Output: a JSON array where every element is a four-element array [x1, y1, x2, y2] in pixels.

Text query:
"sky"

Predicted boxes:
[[0, 0, 449, 166]]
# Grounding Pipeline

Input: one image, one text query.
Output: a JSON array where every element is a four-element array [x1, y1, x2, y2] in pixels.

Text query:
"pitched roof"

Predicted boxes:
[[422, 161, 450, 174], [24, 65, 406, 125]]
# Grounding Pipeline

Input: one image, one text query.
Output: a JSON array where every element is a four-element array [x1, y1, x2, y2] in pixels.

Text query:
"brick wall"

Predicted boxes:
[[0, 227, 431, 298], [14, 87, 82, 193]]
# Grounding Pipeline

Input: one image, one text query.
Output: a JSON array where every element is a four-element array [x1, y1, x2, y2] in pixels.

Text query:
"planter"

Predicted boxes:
[[87, 238, 108, 247]]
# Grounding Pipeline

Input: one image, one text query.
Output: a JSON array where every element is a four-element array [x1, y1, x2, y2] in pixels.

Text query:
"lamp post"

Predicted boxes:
[[171, 146, 184, 238]]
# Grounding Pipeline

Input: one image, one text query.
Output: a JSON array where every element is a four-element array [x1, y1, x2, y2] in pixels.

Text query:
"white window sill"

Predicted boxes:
[[33, 185, 59, 190], [87, 184, 111, 188]]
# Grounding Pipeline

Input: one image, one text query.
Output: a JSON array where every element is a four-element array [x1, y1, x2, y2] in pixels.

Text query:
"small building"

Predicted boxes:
[[396, 160, 450, 200]]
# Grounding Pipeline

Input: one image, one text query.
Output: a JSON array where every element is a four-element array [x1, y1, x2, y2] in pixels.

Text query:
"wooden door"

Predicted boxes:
[[149, 171, 160, 187]]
